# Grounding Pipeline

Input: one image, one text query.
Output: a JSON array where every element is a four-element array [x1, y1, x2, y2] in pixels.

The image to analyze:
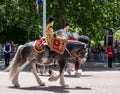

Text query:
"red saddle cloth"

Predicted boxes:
[[34, 37, 46, 53]]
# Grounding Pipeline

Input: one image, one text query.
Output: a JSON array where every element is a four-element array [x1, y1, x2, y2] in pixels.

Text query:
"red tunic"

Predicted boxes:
[[106, 47, 113, 58]]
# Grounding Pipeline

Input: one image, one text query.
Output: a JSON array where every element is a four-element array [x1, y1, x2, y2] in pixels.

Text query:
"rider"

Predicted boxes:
[[45, 16, 55, 49], [44, 17, 55, 75], [64, 23, 81, 76], [64, 23, 70, 38]]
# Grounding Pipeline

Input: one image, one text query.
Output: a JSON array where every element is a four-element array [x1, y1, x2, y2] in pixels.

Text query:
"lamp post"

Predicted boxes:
[[105, 29, 114, 47], [42, 0, 46, 36]]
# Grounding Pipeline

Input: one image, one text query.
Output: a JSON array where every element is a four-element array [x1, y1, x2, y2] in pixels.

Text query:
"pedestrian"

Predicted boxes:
[[3, 41, 12, 67], [99, 46, 107, 62], [106, 41, 114, 68]]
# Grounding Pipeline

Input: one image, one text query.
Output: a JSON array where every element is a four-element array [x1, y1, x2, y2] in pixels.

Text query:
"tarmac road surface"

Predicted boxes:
[[0, 67, 120, 94]]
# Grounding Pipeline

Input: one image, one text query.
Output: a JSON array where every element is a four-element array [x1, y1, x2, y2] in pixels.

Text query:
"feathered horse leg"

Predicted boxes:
[[31, 62, 45, 86], [8, 45, 29, 87], [48, 59, 69, 87], [59, 70, 69, 87], [48, 59, 60, 82], [59, 60, 69, 87]]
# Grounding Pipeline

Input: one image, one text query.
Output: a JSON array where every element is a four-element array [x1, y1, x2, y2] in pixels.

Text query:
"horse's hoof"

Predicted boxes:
[[64, 84, 69, 87], [75, 72, 81, 77], [14, 84, 20, 87], [48, 74, 57, 82], [66, 69, 71, 75], [60, 83, 69, 87], [39, 82, 45, 86], [74, 70, 82, 77], [48, 77, 52, 81], [66, 71, 71, 75], [48, 77, 55, 82]]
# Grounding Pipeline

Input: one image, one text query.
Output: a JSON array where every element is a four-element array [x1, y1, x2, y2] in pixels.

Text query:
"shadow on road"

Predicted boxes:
[[64, 74, 92, 78], [8, 86, 91, 93], [82, 67, 120, 72]]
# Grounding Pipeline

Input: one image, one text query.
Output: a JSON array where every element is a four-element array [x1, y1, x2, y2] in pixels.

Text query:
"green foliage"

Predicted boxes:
[[0, 0, 120, 44], [0, 0, 42, 44], [115, 30, 120, 40]]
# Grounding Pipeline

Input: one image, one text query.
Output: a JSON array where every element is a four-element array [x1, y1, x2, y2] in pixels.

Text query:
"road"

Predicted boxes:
[[0, 66, 120, 94]]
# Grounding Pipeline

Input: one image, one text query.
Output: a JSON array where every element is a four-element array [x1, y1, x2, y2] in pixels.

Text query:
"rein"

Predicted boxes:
[[65, 48, 76, 61], [65, 47, 87, 62]]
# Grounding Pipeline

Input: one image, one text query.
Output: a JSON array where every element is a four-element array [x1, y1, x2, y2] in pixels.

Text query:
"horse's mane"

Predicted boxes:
[[78, 35, 90, 44], [67, 40, 85, 51], [68, 40, 85, 45]]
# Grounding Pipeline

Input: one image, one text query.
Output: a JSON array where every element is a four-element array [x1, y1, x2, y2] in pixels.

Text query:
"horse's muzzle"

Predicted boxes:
[[78, 57, 87, 64]]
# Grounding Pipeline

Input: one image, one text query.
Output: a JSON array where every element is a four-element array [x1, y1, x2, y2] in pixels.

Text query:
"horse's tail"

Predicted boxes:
[[5, 45, 23, 79]]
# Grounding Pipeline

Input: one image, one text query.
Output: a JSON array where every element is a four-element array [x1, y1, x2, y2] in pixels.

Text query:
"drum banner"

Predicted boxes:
[[51, 38, 68, 55]]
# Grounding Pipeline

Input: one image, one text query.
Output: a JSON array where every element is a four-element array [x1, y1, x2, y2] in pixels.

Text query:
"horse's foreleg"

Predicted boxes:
[[31, 62, 45, 86], [59, 61, 69, 87], [59, 69, 69, 87], [48, 59, 60, 81]]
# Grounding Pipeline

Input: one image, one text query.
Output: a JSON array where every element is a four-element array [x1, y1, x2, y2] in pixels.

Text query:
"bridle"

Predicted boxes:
[[65, 45, 88, 62]]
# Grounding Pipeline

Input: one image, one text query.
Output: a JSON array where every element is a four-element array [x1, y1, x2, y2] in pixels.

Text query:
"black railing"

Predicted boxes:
[[0, 51, 120, 63], [0, 51, 15, 60], [87, 52, 120, 63]]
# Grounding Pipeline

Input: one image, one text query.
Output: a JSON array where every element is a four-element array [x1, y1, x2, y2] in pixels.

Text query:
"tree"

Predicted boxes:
[[0, 0, 120, 45]]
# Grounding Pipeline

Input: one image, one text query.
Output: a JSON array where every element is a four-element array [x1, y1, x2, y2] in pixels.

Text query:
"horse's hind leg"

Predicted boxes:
[[31, 62, 45, 86], [11, 60, 29, 87], [48, 58, 57, 75], [11, 72, 20, 87], [48, 65, 55, 75]]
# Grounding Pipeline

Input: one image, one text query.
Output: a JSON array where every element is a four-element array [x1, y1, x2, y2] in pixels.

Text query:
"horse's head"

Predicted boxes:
[[77, 45, 88, 64], [66, 40, 88, 64], [66, 35, 90, 64], [77, 35, 90, 64]]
